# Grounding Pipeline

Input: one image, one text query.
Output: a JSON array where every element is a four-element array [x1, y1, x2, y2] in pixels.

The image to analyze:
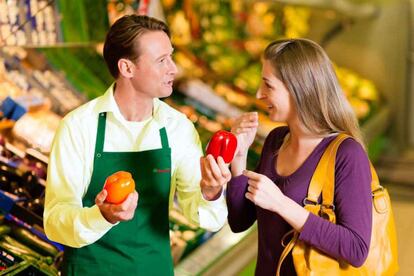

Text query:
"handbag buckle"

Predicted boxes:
[[303, 197, 336, 211], [322, 203, 335, 211], [303, 197, 318, 206], [372, 186, 384, 196]]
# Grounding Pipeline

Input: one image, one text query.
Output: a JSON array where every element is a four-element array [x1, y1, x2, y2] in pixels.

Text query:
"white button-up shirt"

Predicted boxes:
[[44, 84, 227, 248]]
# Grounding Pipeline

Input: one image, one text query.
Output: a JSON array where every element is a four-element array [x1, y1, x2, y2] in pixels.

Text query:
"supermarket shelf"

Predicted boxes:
[[175, 224, 257, 276], [270, 0, 379, 19]]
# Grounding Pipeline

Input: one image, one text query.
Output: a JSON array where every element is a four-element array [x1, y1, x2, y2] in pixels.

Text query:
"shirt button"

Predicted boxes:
[[97, 153, 101, 158]]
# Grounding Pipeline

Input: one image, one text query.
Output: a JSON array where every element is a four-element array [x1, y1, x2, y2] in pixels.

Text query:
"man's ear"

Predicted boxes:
[[118, 58, 134, 78]]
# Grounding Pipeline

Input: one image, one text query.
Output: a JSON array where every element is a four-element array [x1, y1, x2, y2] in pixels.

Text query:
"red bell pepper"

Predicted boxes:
[[206, 130, 237, 163]]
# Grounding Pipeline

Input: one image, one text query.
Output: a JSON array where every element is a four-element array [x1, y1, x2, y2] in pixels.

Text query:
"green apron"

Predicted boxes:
[[63, 112, 173, 275]]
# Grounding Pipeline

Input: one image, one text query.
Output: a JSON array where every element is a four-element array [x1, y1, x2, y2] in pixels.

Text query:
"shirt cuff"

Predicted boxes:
[[200, 187, 225, 205], [85, 205, 118, 232], [198, 190, 227, 232]]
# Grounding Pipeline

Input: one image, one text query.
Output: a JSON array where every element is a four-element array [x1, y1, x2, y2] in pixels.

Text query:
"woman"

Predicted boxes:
[[201, 38, 372, 275]]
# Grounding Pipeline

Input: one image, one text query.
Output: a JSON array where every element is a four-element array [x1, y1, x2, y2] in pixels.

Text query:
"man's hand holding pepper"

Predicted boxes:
[[200, 155, 231, 201], [95, 189, 139, 224]]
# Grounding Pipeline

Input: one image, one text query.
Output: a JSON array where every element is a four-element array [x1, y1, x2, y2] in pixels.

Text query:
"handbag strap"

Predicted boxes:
[[309, 134, 380, 204], [276, 134, 381, 275], [276, 133, 349, 276], [306, 134, 349, 207], [276, 230, 298, 276], [370, 162, 381, 192]]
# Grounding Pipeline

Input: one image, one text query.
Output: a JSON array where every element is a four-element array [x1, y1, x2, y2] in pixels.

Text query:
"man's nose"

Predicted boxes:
[[169, 59, 178, 75]]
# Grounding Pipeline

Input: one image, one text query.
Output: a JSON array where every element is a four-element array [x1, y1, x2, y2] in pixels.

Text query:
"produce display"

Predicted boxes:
[[0, 133, 61, 275], [0, 0, 59, 46], [41, 47, 113, 100], [0, 224, 60, 275], [165, 0, 381, 128], [0, 47, 86, 117], [335, 65, 380, 123]]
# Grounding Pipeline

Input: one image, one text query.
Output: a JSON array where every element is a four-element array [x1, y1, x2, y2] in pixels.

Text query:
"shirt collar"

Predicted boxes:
[[95, 83, 172, 124]]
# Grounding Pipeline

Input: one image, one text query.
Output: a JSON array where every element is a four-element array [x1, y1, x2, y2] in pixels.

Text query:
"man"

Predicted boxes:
[[44, 15, 229, 275]]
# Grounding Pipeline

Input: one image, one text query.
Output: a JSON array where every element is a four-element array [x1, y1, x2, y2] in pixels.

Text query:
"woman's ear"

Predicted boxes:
[[118, 58, 134, 78]]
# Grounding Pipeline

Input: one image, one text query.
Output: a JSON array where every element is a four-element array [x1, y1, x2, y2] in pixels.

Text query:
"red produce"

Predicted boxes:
[[206, 130, 237, 163]]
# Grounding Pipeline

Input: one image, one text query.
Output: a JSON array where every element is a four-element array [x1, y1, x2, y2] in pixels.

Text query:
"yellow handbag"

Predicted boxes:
[[276, 134, 399, 276]]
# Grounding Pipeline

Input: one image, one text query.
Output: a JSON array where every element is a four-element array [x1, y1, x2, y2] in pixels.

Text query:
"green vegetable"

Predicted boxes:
[[11, 227, 59, 257], [0, 235, 41, 258], [0, 225, 11, 237]]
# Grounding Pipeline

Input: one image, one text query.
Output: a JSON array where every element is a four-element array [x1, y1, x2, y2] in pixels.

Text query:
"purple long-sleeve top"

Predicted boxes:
[[227, 127, 372, 276]]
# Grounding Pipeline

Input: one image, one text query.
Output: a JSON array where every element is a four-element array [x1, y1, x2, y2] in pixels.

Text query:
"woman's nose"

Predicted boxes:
[[256, 87, 263, 99]]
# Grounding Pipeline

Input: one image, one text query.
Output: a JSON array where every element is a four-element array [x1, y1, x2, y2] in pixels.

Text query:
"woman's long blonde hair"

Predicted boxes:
[[264, 38, 365, 148]]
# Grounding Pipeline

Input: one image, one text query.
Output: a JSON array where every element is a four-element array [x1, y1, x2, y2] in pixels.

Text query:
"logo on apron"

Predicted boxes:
[[153, 168, 171, 173]]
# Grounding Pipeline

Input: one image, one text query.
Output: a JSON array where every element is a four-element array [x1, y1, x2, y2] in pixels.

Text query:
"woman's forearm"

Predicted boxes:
[[275, 195, 310, 232], [230, 154, 248, 176]]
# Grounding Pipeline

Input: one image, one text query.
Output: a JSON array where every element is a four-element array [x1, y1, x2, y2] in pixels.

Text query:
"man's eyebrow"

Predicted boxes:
[[155, 48, 175, 60]]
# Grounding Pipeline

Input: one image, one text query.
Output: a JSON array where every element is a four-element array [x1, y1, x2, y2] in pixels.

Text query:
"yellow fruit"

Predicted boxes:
[[253, 2, 270, 15], [357, 79, 378, 101], [170, 12, 191, 46], [162, 0, 176, 9], [245, 38, 268, 57], [343, 72, 359, 90], [349, 98, 370, 119]]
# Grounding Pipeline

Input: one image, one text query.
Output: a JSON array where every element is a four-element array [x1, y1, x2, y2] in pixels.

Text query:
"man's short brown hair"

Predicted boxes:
[[103, 15, 170, 79]]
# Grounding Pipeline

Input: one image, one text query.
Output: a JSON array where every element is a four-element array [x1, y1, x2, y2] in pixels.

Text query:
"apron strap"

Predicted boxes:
[[95, 112, 107, 156], [159, 127, 169, 148]]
